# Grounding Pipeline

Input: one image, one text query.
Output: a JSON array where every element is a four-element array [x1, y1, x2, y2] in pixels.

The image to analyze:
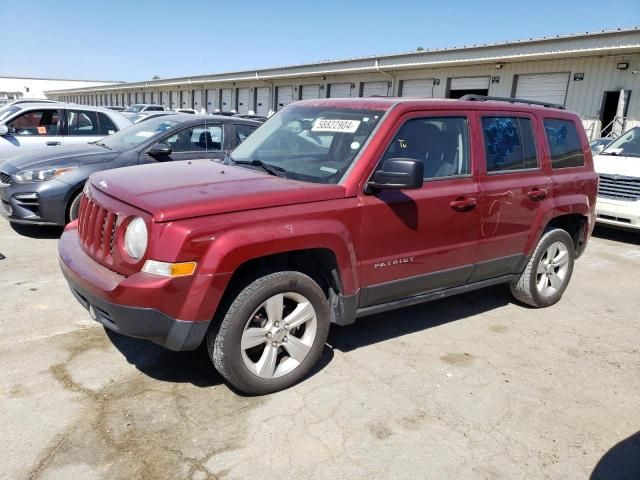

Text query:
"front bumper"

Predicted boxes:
[[59, 227, 211, 351], [596, 197, 640, 231], [0, 175, 70, 225]]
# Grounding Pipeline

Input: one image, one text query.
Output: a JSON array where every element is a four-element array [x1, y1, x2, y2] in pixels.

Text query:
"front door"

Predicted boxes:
[[141, 123, 225, 164], [473, 112, 552, 280], [359, 112, 481, 307], [0, 108, 63, 155]]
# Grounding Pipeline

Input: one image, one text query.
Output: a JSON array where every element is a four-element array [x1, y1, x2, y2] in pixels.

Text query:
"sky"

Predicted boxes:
[[1, 0, 639, 82]]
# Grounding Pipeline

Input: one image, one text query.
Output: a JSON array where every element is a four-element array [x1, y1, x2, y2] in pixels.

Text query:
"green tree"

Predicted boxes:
[[152, 75, 160, 80]]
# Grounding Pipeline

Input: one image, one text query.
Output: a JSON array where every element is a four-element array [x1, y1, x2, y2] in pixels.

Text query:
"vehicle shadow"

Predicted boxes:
[[328, 284, 512, 352], [592, 225, 640, 246], [104, 328, 334, 393], [10, 223, 63, 239], [591, 431, 640, 480]]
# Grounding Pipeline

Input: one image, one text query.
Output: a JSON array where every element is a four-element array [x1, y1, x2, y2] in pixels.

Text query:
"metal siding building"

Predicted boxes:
[[46, 28, 640, 138]]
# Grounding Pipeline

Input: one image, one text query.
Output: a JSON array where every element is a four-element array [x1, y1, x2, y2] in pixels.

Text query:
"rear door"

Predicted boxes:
[[473, 111, 552, 279], [0, 108, 63, 154], [64, 109, 105, 145]]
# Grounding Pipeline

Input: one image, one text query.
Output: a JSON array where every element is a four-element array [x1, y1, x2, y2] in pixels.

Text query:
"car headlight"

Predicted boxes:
[[14, 167, 73, 183], [123, 217, 148, 260]]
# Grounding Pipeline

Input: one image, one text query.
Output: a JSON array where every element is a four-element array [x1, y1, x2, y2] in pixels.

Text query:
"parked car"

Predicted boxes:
[[174, 108, 197, 114], [107, 106, 126, 112], [0, 102, 131, 157], [0, 115, 260, 225], [123, 104, 166, 114], [3, 98, 59, 107], [58, 97, 597, 394], [593, 126, 640, 230], [590, 137, 612, 155], [129, 111, 177, 124]]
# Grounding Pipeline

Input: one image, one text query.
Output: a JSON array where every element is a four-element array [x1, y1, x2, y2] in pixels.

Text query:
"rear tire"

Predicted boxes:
[[510, 228, 575, 308], [207, 271, 330, 395]]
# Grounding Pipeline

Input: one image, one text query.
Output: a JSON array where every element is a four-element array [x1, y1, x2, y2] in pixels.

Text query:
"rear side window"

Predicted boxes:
[[482, 117, 538, 172], [68, 110, 99, 136], [543, 119, 585, 168], [97, 113, 117, 135]]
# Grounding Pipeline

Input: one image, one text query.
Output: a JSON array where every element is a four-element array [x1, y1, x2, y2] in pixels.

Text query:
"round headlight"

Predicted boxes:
[[123, 217, 148, 260]]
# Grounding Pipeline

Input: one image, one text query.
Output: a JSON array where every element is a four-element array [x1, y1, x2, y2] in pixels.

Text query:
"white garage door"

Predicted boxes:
[[193, 90, 203, 111], [181, 90, 192, 108], [221, 89, 233, 111], [514, 73, 570, 106], [329, 83, 352, 98], [362, 81, 388, 97], [206, 89, 217, 112], [236, 88, 250, 114], [255, 87, 270, 116], [400, 79, 434, 98], [301, 84, 320, 100], [450, 76, 490, 90], [170, 91, 179, 109], [161, 91, 170, 108], [276, 86, 294, 110]]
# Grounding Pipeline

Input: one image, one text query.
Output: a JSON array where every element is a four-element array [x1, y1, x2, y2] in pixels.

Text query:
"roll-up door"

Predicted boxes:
[[400, 79, 434, 98], [362, 81, 388, 97], [514, 73, 570, 106], [170, 91, 179, 109], [193, 90, 203, 111], [181, 90, 192, 108], [450, 77, 490, 90], [255, 87, 270, 116], [276, 86, 294, 110], [300, 84, 320, 100], [329, 83, 352, 98], [221, 89, 233, 111], [206, 89, 217, 112], [161, 91, 169, 108], [236, 88, 250, 114]]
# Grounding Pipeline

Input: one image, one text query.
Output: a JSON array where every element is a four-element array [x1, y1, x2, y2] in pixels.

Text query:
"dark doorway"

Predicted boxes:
[[600, 91, 620, 137], [448, 88, 489, 99]]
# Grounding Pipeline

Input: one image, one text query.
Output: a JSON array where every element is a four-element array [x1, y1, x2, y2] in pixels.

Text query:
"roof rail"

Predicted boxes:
[[459, 94, 565, 110]]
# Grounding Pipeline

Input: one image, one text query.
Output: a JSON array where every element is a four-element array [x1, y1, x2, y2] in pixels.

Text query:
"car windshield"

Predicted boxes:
[[230, 105, 385, 183], [99, 118, 182, 150], [0, 105, 20, 122], [124, 105, 144, 113], [601, 127, 640, 157]]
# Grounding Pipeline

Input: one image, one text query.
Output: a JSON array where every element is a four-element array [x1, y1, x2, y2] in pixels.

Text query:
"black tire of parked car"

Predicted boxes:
[[67, 191, 83, 223], [510, 228, 575, 308], [208, 270, 330, 395]]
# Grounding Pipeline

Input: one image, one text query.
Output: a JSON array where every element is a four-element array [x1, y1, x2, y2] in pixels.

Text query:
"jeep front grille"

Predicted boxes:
[[77, 194, 118, 264], [597, 174, 640, 202], [0, 171, 11, 185]]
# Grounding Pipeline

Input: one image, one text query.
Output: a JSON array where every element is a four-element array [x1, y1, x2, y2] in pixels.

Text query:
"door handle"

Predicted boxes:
[[449, 197, 477, 212], [46, 141, 61, 146], [527, 188, 548, 201]]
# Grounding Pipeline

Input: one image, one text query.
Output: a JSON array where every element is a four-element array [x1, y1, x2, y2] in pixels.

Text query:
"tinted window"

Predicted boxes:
[[98, 113, 117, 135], [8, 109, 60, 136], [165, 125, 223, 152], [482, 117, 538, 172], [236, 124, 257, 144], [147, 106, 163, 111], [543, 119, 584, 168], [381, 117, 470, 179], [68, 110, 99, 136]]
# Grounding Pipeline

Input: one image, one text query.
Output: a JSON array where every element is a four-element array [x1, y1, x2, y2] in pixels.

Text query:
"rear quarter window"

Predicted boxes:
[[543, 119, 585, 168], [482, 116, 538, 173]]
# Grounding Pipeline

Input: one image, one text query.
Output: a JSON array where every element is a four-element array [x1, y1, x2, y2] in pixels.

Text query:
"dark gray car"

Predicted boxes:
[[0, 114, 260, 226]]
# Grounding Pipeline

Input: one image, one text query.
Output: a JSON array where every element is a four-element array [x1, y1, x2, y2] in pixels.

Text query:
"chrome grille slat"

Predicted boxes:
[[598, 174, 640, 201]]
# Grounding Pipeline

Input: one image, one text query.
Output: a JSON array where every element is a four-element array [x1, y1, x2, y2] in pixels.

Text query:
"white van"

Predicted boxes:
[[594, 126, 640, 231]]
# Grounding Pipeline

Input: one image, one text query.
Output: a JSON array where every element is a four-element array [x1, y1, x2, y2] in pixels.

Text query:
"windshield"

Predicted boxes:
[[99, 118, 181, 150], [230, 105, 384, 183], [124, 105, 144, 113], [602, 127, 640, 157], [0, 105, 20, 123]]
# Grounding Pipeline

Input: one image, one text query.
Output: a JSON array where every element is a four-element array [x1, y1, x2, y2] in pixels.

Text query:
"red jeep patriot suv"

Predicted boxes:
[[59, 96, 597, 394]]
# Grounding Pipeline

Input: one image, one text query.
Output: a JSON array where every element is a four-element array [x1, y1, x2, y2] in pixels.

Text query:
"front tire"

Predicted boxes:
[[208, 271, 330, 394], [510, 228, 575, 308], [67, 191, 83, 223]]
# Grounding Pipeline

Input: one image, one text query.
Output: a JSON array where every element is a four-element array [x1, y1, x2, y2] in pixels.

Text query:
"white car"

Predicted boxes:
[[0, 102, 132, 157], [594, 126, 640, 230]]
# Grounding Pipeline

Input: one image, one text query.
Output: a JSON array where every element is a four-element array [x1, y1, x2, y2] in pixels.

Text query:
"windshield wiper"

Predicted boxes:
[[226, 154, 287, 178]]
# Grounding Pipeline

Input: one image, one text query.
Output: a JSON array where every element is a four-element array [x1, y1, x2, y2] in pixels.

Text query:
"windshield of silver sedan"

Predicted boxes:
[[229, 105, 384, 183]]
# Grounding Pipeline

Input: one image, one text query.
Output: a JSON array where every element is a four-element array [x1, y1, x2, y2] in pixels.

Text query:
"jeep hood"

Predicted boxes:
[[3, 143, 120, 171], [594, 154, 640, 178], [90, 159, 346, 222]]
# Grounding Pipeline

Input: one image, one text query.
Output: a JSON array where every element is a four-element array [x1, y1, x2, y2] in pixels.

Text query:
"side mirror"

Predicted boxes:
[[0, 124, 9, 136], [366, 158, 424, 192], [147, 142, 172, 157]]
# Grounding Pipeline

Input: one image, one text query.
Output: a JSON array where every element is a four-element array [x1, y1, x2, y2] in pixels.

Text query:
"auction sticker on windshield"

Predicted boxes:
[[312, 119, 361, 133]]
